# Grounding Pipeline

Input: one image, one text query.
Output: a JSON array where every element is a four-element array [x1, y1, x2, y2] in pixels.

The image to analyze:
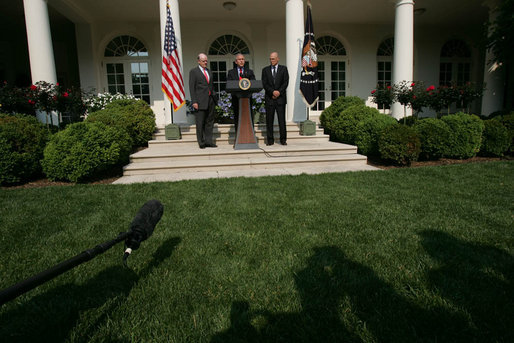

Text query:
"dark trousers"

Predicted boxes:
[[195, 97, 216, 146], [265, 102, 286, 144]]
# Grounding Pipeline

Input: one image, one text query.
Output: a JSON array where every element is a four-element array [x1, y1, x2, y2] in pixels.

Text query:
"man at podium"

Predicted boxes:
[[227, 54, 256, 134]]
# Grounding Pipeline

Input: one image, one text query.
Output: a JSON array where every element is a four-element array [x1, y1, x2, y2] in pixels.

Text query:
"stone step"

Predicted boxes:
[[148, 133, 331, 147], [153, 123, 323, 141], [130, 142, 358, 163], [122, 153, 368, 175]]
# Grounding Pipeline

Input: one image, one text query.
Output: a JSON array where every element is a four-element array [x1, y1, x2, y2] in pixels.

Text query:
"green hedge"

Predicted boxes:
[[330, 105, 379, 145], [86, 99, 156, 148], [378, 124, 421, 166], [319, 96, 364, 134], [354, 112, 398, 156], [0, 114, 49, 185], [479, 119, 511, 156], [491, 113, 514, 154], [42, 122, 131, 182], [441, 113, 484, 159], [414, 118, 452, 160]]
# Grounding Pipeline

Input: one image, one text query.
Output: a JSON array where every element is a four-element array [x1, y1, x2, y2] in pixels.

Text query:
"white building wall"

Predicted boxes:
[[76, 17, 487, 123]]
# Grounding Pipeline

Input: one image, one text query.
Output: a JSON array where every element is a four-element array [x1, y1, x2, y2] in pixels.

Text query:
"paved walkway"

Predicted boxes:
[[113, 163, 380, 184]]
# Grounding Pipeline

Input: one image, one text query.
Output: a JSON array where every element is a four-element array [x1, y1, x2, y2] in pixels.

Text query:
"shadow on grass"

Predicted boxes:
[[0, 237, 181, 342], [419, 230, 514, 341], [211, 245, 476, 342]]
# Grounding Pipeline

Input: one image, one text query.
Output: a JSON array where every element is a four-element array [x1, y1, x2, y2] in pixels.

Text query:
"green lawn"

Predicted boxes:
[[1, 161, 513, 342]]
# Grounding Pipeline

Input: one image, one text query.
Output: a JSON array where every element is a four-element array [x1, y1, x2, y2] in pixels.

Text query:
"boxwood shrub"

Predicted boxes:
[[0, 114, 49, 185], [330, 104, 379, 144], [491, 113, 514, 155], [86, 99, 156, 148], [441, 112, 484, 159], [479, 119, 510, 156], [319, 96, 364, 134], [354, 112, 397, 156], [414, 118, 452, 160], [42, 122, 131, 182], [378, 124, 421, 166]]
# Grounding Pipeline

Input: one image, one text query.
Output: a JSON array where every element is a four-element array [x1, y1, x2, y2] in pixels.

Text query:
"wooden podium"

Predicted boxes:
[[226, 79, 263, 150]]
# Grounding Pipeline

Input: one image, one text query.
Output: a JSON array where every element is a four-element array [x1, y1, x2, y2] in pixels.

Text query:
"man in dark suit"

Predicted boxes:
[[227, 54, 255, 133], [189, 53, 217, 149], [261, 52, 289, 145]]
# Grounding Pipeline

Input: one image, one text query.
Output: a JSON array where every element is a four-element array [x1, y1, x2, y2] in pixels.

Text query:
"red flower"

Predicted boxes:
[[413, 95, 417, 99], [387, 85, 391, 90], [426, 85, 435, 92], [56, 82, 59, 86], [371, 90, 376, 94], [411, 82, 415, 87], [28, 99, 35, 105], [63, 92, 69, 97], [30, 85, 37, 91]]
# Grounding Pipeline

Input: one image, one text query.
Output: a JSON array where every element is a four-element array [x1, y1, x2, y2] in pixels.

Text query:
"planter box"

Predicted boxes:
[[165, 124, 181, 140], [300, 120, 316, 136]]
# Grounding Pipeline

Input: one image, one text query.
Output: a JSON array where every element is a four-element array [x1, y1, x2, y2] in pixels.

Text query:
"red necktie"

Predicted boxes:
[[203, 68, 211, 95], [239, 68, 243, 80], [203, 68, 209, 83]]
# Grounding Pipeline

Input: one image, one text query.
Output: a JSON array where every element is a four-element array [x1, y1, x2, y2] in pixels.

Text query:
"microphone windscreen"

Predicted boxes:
[[129, 199, 164, 240]]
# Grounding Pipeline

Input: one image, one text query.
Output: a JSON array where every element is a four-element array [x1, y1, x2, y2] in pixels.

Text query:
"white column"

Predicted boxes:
[[285, 0, 306, 122], [23, 0, 57, 84], [159, 0, 187, 125], [391, 0, 414, 119], [481, 0, 504, 116], [23, 0, 58, 124]]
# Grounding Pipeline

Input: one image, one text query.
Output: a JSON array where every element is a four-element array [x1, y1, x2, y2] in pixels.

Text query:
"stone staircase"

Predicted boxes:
[[113, 122, 377, 184]]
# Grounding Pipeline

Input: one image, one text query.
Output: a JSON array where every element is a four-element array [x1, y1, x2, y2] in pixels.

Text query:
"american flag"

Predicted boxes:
[[162, 0, 185, 111]]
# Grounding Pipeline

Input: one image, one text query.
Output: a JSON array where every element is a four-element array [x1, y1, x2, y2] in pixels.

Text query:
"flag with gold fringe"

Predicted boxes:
[[299, 0, 319, 108], [162, 0, 185, 112]]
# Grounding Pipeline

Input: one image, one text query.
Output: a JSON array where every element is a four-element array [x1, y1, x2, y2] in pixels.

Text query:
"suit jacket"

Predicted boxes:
[[261, 64, 289, 105], [227, 67, 256, 99], [189, 66, 216, 110]]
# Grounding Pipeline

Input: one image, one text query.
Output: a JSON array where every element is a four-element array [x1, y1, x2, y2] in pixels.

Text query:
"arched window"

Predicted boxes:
[[104, 35, 148, 57], [439, 39, 472, 86], [312, 36, 347, 113], [103, 35, 150, 104], [208, 35, 251, 93], [208, 35, 250, 55], [377, 37, 394, 88], [316, 36, 347, 56]]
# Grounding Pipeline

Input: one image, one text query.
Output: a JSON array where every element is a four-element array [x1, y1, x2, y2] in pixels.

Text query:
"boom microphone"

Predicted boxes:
[[0, 199, 164, 306], [123, 199, 164, 266]]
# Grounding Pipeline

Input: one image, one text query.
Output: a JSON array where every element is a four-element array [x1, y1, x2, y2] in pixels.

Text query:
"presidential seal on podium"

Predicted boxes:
[[238, 77, 251, 91]]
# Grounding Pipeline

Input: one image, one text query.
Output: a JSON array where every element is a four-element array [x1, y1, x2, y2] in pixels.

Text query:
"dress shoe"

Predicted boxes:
[[199, 144, 206, 149], [266, 141, 274, 146], [280, 141, 287, 145], [205, 143, 217, 148]]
